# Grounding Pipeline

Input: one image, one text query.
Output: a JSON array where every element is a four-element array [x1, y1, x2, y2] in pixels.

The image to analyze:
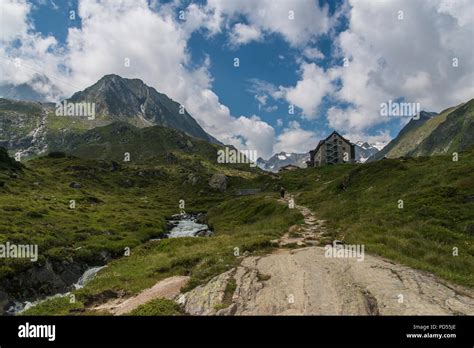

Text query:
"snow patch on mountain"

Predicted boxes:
[[258, 152, 309, 172], [354, 142, 380, 163]]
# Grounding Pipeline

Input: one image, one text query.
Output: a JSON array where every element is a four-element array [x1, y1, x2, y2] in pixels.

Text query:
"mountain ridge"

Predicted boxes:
[[67, 74, 220, 144], [369, 100, 473, 160], [0, 74, 223, 160]]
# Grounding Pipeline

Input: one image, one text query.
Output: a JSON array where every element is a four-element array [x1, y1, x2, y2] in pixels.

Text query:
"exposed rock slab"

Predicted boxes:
[[176, 270, 232, 315], [179, 247, 474, 315], [178, 197, 474, 315]]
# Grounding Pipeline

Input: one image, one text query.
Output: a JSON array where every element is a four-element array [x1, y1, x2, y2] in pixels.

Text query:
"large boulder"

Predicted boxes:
[[177, 269, 234, 315], [209, 174, 227, 192]]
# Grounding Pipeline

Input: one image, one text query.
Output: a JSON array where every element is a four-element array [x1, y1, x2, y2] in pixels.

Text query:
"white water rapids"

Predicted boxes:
[[7, 266, 106, 315], [168, 219, 209, 238]]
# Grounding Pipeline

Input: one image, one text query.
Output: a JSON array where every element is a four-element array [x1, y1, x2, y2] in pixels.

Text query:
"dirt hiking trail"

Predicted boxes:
[[177, 196, 474, 315]]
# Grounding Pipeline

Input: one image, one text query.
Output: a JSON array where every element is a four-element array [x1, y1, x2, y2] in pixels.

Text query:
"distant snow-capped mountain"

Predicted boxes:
[[258, 142, 381, 172], [354, 141, 381, 163], [257, 152, 309, 172]]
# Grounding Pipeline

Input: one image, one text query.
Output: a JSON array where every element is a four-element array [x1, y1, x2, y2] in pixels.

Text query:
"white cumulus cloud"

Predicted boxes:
[[327, 0, 474, 135], [282, 63, 335, 118], [274, 121, 319, 153], [0, 0, 279, 158], [0, 0, 31, 42], [229, 23, 262, 47], [204, 0, 334, 47]]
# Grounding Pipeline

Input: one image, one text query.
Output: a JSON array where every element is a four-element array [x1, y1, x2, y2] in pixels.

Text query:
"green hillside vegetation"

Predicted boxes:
[[373, 99, 473, 160], [0, 145, 267, 277], [371, 111, 436, 160], [2, 96, 473, 315], [0, 98, 42, 115], [47, 121, 222, 164], [1, 135, 300, 315], [46, 109, 112, 132], [410, 99, 474, 156], [278, 149, 474, 287], [128, 298, 184, 316], [387, 107, 455, 157]]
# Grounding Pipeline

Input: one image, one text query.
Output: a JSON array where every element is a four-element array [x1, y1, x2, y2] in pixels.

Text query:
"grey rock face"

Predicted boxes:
[[209, 173, 227, 192], [67, 74, 220, 144]]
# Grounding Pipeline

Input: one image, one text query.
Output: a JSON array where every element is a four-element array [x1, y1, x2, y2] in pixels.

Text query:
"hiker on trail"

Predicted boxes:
[[280, 186, 285, 199]]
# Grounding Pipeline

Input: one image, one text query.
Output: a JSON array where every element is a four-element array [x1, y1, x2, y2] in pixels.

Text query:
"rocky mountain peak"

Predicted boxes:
[[66, 74, 220, 143]]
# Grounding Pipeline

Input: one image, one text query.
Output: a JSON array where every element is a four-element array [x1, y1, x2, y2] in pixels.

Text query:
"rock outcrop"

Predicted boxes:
[[208, 174, 227, 192]]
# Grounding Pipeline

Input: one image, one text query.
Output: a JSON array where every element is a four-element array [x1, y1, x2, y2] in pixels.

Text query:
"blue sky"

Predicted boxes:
[[1, 0, 472, 158]]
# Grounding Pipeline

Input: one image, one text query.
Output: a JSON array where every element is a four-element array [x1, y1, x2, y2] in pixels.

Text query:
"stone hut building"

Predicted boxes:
[[306, 131, 355, 167]]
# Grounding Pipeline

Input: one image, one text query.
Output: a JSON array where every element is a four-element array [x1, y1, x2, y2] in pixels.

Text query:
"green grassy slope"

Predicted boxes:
[[3, 131, 473, 316], [0, 148, 265, 277], [387, 108, 454, 158], [371, 111, 437, 160], [0, 147, 23, 171], [47, 121, 222, 163], [0, 97, 218, 160], [373, 99, 472, 160], [20, 194, 302, 315], [1, 139, 299, 315], [410, 99, 474, 156], [20, 150, 474, 315]]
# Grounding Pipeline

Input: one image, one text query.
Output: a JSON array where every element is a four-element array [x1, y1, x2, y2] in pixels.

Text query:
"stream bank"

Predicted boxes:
[[2, 213, 212, 315]]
